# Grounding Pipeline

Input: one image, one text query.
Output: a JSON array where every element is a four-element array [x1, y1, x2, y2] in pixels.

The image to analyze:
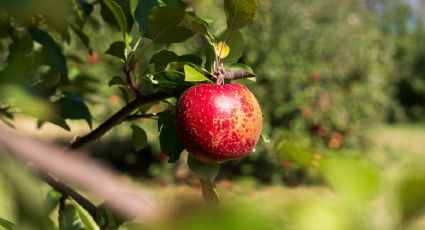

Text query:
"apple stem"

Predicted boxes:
[[213, 53, 254, 84], [200, 179, 219, 204]]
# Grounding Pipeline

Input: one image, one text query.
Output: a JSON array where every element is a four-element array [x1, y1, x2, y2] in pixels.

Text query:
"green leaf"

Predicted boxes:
[[260, 133, 270, 143], [96, 203, 126, 229], [187, 155, 220, 184], [218, 30, 245, 64], [184, 65, 211, 82], [224, 0, 258, 31], [178, 55, 203, 67], [158, 110, 184, 163], [396, 169, 425, 224], [154, 70, 185, 85], [319, 158, 380, 202], [60, 204, 85, 230], [108, 76, 126, 87], [0, 35, 33, 84], [70, 25, 90, 48], [150, 50, 179, 71], [0, 217, 16, 230], [78, 0, 94, 16], [70, 199, 100, 230], [101, 0, 128, 41], [180, 14, 211, 37], [131, 125, 148, 151], [38, 118, 71, 131], [150, 50, 203, 71], [148, 6, 195, 43], [105, 41, 126, 60], [55, 92, 92, 128], [134, 0, 157, 36], [29, 27, 68, 75]]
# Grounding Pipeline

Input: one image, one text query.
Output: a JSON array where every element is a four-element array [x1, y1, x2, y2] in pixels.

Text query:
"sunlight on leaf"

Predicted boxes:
[[214, 42, 230, 59]]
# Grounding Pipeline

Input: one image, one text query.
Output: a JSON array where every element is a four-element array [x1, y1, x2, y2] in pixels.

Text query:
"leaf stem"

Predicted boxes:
[[200, 180, 219, 204]]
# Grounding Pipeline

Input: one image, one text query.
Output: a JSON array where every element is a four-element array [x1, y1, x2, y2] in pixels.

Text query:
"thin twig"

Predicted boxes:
[[70, 92, 174, 149], [125, 113, 162, 121], [41, 172, 97, 218], [58, 195, 67, 230]]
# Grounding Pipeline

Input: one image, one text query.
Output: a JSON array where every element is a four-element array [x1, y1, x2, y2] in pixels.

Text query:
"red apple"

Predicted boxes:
[[176, 83, 263, 163]]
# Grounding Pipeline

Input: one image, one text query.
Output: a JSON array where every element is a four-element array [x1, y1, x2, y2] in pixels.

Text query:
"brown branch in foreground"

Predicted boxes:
[[70, 92, 174, 149], [0, 128, 159, 220]]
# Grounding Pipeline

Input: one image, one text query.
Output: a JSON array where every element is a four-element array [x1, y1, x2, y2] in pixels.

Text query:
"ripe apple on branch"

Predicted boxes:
[[176, 41, 263, 203]]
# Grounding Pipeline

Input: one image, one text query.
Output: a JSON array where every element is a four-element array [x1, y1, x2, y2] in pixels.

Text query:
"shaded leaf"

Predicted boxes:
[[150, 50, 203, 71], [29, 27, 68, 75], [148, 5, 195, 43], [78, 0, 94, 16], [60, 203, 85, 230], [108, 76, 126, 87], [158, 110, 184, 163], [224, 0, 258, 31], [154, 70, 185, 85], [105, 41, 126, 60], [0, 35, 33, 84], [187, 155, 220, 184], [101, 0, 128, 41], [178, 54, 203, 67], [70, 25, 90, 48], [37, 118, 70, 131], [150, 50, 179, 71], [180, 14, 211, 37], [96, 203, 125, 229], [55, 92, 92, 128], [184, 65, 211, 82], [134, 0, 157, 36], [131, 125, 148, 151]]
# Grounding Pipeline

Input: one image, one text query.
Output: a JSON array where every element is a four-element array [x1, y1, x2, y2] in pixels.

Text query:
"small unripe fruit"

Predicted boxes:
[[176, 83, 263, 163]]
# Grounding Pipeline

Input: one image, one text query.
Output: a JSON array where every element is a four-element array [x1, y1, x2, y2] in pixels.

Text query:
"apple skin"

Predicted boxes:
[[176, 83, 263, 163]]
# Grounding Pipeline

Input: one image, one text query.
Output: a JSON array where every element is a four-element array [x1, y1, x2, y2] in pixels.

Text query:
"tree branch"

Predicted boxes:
[[41, 171, 97, 218], [0, 129, 159, 220], [70, 92, 174, 149], [221, 70, 255, 80], [125, 112, 163, 121], [27, 92, 175, 221]]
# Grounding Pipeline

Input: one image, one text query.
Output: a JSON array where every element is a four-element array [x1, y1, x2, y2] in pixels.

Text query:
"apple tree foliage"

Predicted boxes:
[[0, 0, 261, 228]]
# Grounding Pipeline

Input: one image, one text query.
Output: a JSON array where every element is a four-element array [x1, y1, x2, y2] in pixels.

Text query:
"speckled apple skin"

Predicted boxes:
[[176, 83, 263, 163]]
